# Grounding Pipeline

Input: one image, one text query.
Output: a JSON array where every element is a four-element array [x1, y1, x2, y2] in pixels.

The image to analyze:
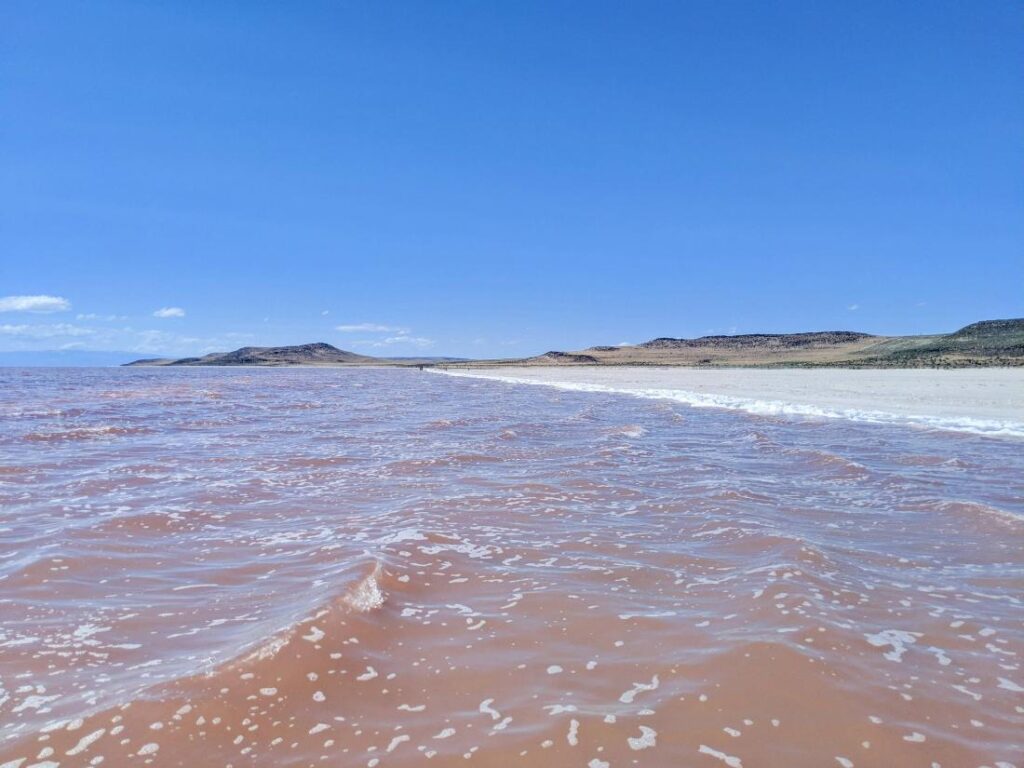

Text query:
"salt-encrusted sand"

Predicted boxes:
[[444, 367, 1024, 437]]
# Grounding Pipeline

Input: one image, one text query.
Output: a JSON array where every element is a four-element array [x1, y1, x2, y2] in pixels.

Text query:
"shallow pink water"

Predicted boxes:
[[1, 368, 1021, 767]]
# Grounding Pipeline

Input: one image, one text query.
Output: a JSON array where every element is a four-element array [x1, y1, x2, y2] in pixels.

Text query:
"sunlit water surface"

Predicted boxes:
[[1, 368, 1021, 767]]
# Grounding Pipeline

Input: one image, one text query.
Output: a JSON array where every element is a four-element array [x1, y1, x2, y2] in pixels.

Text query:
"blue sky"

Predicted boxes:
[[2, 1, 1021, 360]]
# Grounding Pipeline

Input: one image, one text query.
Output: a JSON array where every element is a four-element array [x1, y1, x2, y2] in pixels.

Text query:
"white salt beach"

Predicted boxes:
[[443, 367, 1024, 438]]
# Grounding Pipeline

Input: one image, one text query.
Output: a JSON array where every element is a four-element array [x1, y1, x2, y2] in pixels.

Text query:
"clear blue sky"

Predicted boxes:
[[2, 1, 1021, 360]]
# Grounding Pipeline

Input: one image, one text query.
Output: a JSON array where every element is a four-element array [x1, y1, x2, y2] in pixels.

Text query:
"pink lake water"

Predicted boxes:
[[1, 367, 1021, 767]]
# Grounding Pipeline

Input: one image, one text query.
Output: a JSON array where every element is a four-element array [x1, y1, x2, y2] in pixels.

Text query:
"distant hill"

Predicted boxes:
[[640, 331, 874, 351], [530, 351, 601, 364], [445, 319, 1024, 368], [125, 343, 460, 367], [124, 320, 1024, 369]]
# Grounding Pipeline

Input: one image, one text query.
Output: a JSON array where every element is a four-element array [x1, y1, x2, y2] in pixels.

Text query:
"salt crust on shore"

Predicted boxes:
[[441, 367, 1024, 438]]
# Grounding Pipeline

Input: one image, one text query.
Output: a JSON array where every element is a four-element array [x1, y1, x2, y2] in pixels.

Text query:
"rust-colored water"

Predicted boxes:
[[1, 368, 1021, 767]]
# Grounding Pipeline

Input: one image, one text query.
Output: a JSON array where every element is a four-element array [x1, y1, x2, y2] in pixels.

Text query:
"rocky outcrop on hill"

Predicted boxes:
[[527, 351, 600, 364], [641, 331, 874, 350]]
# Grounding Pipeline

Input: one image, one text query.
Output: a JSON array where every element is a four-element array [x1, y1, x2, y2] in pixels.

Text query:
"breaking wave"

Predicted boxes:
[[229, 559, 389, 671]]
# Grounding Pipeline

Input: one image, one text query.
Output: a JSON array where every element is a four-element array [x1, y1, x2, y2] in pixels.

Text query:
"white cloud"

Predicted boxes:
[[386, 335, 434, 348], [0, 323, 95, 338], [338, 321, 434, 350], [847, 303, 860, 311], [153, 307, 186, 318], [321, 310, 329, 316], [353, 334, 435, 349], [0, 320, 251, 357], [0, 295, 71, 313], [121, 328, 251, 355], [77, 313, 127, 321], [335, 323, 408, 333]]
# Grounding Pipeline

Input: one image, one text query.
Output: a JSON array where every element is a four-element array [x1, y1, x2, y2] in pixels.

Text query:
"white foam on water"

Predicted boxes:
[[865, 629, 921, 662], [343, 565, 386, 612], [65, 729, 105, 756], [302, 626, 325, 643], [699, 744, 744, 767], [375, 528, 426, 545], [997, 677, 1023, 692], [478, 699, 500, 721], [627, 725, 657, 751], [619, 674, 659, 704], [567, 718, 580, 746]]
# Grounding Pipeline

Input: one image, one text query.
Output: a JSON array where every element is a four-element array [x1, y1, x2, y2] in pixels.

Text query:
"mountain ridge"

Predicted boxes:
[[461, 318, 1024, 368], [124, 343, 460, 367], [124, 319, 1024, 368]]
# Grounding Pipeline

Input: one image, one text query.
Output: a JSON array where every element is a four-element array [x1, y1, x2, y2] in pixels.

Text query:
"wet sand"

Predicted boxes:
[[1, 367, 1022, 767]]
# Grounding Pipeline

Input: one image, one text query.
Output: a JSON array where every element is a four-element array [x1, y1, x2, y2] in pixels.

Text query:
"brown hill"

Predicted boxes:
[[447, 319, 1024, 368], [128, 343, 378, 367]]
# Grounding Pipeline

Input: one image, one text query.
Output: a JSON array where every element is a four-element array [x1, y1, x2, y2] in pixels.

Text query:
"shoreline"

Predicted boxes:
[[438, 366, 1024, 438]]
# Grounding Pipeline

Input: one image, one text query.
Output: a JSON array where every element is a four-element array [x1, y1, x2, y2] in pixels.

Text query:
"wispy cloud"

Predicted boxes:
[[0, 319, 251, 357], [353, 334, 435, 349], [0, 323, 95, 338], [0, 295, 71, 313], [118, 328, 255, 355], [77, 313, 127, 321], [337, 320, 435, 349], [153, 307, 186, 318], [335, 322, 408, 333], [387, 335, 434, 348], [847, 303, 860, 311]]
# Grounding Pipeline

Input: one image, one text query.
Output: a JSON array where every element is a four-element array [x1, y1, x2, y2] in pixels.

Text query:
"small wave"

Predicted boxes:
[[424, 417, 476, 430], [0, 407, 64, 419], [789, 449, 871, 479], [231, 559, 389, 669], [23, 424, 152, 442], [607, 424, 647, 438], [436, 371, 1024, 439], [893, 454, 973, 469], [930, 499, 1023, 526], [343, 562, 387, 612]]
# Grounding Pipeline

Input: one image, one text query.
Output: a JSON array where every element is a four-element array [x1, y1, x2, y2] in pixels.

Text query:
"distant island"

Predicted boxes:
[[125, 318, 1024, 368], [125, 343, 465, 368]]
